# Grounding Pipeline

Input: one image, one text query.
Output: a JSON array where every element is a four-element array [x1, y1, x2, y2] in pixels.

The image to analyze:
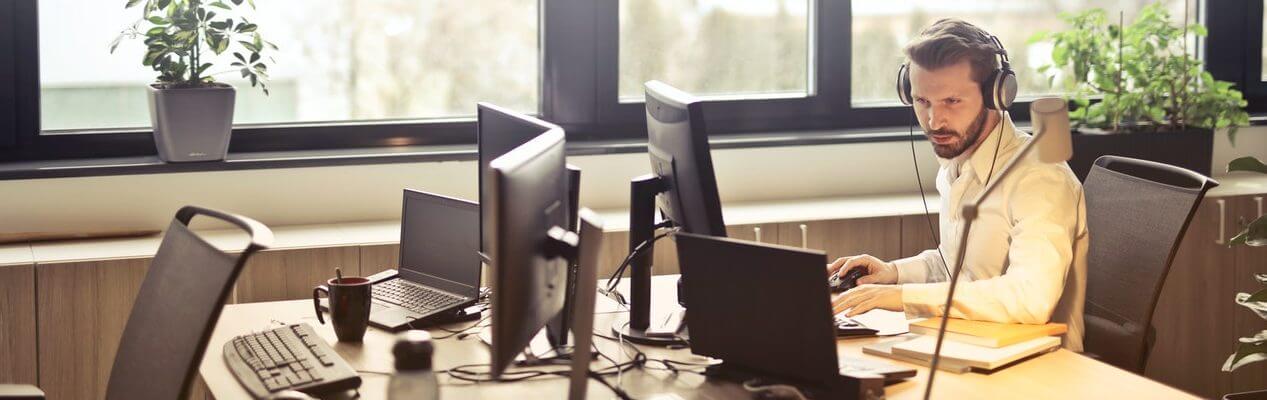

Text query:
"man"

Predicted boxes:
[[828, 19, 1089, 351]]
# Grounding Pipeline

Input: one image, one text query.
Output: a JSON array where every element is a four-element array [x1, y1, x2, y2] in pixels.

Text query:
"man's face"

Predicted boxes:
[[909, 60, 991, 159]]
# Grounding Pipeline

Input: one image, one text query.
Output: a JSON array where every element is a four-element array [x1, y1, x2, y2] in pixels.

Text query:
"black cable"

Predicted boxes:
[[429, 314, 490, 340], [603, 225, 679, 297], [908, 112, 952, 280]]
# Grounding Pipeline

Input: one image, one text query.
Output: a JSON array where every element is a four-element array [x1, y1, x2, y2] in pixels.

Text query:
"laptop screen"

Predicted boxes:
[[399, 189, 481, 298]]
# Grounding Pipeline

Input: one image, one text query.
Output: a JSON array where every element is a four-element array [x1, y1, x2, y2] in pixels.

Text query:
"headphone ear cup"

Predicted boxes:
[[996, 69, 1017, 110], [897, 64, 913, 105]]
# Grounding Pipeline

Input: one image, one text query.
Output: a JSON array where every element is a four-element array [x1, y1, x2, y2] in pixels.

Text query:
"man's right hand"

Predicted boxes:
[[826, 254, 898, 285]]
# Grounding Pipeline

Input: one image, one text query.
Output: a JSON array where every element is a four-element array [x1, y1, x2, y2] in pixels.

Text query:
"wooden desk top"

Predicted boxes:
[[199, 297, 1195, 400]]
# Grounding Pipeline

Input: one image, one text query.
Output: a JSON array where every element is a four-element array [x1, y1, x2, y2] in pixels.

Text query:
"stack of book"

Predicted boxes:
[[863, 318, 1067, 373]]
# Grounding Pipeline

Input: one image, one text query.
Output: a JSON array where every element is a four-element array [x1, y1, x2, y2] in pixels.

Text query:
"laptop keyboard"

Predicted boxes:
[[373, 279, 462, 313]]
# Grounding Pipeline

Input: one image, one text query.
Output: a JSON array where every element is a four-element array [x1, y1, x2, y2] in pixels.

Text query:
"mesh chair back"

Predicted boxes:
[[105, 206, 272, 400], [1083, 156, 1217, 373]]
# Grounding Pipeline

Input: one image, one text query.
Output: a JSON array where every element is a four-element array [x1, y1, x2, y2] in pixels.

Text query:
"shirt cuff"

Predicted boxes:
[[892, 254, 930, 284], [901, 282, 949, 319]]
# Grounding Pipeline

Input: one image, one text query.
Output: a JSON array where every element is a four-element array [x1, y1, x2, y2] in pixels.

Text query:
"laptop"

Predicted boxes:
[[674, 232, 914, 398], [328, 189, 482, 331]]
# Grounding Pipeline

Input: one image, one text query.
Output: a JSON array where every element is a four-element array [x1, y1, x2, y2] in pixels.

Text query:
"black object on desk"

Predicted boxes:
[[676, 232, 907, 399]]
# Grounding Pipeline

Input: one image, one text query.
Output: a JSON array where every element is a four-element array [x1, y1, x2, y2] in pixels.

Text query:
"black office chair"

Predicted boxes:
[[1081, 156, 1218, 373], [0, 206, 273, 400]]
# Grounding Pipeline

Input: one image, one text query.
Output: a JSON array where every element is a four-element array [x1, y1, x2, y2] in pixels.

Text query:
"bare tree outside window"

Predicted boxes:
[[618, 0, 810, 102]]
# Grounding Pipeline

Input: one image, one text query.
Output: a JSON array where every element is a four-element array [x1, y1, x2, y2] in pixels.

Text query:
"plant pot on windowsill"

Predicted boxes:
[[147, 82, 235, 163], [1067, 126, 1213, 181]]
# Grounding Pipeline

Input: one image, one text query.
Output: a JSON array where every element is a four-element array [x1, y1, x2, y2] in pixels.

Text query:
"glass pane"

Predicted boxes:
[[618, 0, 810, 102], [39, 0, 539, 132], [850, 0, 1193, 106]]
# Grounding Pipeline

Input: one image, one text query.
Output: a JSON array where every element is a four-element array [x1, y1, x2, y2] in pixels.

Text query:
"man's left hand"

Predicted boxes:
[[832, 284, 903, 317]]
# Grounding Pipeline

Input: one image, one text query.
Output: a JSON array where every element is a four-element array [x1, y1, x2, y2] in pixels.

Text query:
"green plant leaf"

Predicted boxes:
[[1228, 157, 1267, 174], [1229, 216, 1267, 247], [1224, 331, 1267, 371], [210, 1, 230, 9]]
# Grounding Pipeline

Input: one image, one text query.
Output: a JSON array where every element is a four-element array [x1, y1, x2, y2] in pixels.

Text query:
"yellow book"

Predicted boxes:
[[909, 318, 1067, 348]]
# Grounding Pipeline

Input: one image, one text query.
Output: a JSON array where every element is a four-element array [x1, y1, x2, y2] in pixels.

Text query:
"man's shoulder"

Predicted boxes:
[[1009, 157, 1084, 195]]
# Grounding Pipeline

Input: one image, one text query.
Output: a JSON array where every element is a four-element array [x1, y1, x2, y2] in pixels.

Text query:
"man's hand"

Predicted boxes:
[[826, 254, 898, 285], [832, 284, 903, 317]]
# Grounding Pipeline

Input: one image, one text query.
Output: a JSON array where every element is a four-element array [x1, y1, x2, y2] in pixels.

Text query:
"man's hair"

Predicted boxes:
[[903, 19, 1001, 88]]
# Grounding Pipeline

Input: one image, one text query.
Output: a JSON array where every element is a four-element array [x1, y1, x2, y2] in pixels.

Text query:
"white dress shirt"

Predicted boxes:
[[894, 115, 1089, 351]]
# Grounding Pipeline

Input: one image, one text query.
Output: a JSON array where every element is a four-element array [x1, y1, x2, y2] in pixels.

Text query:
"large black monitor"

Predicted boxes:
[[615, 80, 728, 345], [477, 102, 583, 347], [484, 129, 572, 377], [644, 80, 727, 237]]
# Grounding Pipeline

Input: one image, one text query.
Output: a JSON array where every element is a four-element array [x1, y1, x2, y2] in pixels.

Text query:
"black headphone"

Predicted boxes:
[[896, 33, 1017, 112]]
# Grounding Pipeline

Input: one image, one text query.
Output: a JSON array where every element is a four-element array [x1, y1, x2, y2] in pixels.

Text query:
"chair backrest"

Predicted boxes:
[[1082, 156, 1217, 373], [105, 206, 273, 400]]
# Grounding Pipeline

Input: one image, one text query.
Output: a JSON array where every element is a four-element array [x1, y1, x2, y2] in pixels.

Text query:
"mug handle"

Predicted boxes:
[[313, 285, 329, 324]]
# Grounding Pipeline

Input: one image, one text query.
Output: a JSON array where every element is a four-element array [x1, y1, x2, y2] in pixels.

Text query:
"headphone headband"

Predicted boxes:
[[897, 32, 1017, 111]]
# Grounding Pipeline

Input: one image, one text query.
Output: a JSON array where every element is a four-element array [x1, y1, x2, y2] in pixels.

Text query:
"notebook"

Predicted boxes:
[[909, 318, 1067, 348], [890, 335, 1062, 371], [861, 336, 971, 374]]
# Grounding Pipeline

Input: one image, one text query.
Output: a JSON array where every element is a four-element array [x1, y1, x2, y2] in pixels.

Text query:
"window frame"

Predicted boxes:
[[1207, 0, 1267, 113], [0, 0, 1247, 165]]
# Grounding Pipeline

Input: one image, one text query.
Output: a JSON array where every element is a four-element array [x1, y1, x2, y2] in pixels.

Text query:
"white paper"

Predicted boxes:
[[848, 309, 911, 336]]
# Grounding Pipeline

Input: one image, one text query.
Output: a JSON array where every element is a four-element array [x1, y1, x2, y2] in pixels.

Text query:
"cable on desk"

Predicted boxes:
[[602, 224, 679, 300]]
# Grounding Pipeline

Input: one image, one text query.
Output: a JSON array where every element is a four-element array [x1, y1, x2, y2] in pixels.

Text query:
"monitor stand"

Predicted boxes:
[[608, 174, 691, 346]]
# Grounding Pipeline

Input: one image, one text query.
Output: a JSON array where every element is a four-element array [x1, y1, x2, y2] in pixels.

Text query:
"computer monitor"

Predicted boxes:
[[484, 129, 572, 377], [477, 103, 584, 348], [644, 80, 727, 237], [615, 80, 727, 345]]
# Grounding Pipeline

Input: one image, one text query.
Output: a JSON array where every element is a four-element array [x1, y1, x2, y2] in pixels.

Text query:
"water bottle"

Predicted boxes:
[[388, 330, 440, 400]]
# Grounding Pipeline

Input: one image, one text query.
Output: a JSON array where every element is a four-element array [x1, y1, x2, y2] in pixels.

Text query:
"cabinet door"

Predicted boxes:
[[1232, 195, 1267, 393], [37, 259, 150, 400], [775, 217, 902, 263], [725, 223, 781, 245], [1145, 196, 1237, 397], [900, 214, 941, 259], [0, 264, 37, 386]]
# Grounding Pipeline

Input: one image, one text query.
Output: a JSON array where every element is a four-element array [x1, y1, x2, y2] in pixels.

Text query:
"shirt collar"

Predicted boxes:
[[947, 114, 1022, 184]]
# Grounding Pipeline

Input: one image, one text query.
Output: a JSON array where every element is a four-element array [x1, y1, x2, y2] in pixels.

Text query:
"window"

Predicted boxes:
[[617, 0, 810, 102], [38, 0, 538, 133], [849, 0, 1194, 106]]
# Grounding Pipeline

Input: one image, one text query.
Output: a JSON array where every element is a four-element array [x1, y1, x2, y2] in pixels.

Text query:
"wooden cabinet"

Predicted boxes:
[[774, 217, 902, 263], [37, 258, 150, 400], [0, 264, 37, 386], [1146, 197, 1238, 397], [1143, 194, 1267, 398], [1232, 195, 1267, 393]]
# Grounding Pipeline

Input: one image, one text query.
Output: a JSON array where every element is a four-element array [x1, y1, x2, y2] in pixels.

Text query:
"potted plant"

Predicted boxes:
[[111, 0, 275, 162], [1221, 156, 1267, 400], [1030, 2, 1249, 180]]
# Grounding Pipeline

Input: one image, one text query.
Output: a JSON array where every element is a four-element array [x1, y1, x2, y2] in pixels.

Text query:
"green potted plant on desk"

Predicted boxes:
[[1030, 2, 1249, 180], [111, 0, 276, 162], [1222, 156, 1267, 400]]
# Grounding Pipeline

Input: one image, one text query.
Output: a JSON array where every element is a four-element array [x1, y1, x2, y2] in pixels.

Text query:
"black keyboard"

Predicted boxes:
[[373, 279, 463, 313], [223, 323, 361, 399]]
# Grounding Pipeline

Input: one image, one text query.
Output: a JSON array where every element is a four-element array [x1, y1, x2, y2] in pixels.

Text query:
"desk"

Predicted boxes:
[[199, 285, 1197, 399]]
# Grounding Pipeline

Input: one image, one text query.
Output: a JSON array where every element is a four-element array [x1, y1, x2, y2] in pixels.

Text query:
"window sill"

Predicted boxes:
[[0, 126, 918, 181]]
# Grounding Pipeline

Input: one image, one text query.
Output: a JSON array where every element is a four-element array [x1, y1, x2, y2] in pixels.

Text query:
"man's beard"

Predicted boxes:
[[926, 106, 989, 159]]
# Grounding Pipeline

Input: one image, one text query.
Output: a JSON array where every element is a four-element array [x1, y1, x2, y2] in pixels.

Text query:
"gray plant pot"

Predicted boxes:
[[146, 83, 235, 162]]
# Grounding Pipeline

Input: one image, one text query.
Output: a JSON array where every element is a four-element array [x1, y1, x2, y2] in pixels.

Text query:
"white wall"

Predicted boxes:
[[2, 124, 1261, 238]]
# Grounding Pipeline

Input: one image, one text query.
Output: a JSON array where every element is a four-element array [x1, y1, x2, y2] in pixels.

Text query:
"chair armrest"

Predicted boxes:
[[0, 384, 44, 399]]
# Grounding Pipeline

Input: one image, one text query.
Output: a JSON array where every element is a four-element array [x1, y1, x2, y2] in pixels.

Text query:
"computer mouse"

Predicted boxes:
[[829, 268, 868, 293]]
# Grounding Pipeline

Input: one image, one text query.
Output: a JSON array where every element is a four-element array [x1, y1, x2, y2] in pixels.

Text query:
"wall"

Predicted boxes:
[[1, 124, 1263, 237]]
